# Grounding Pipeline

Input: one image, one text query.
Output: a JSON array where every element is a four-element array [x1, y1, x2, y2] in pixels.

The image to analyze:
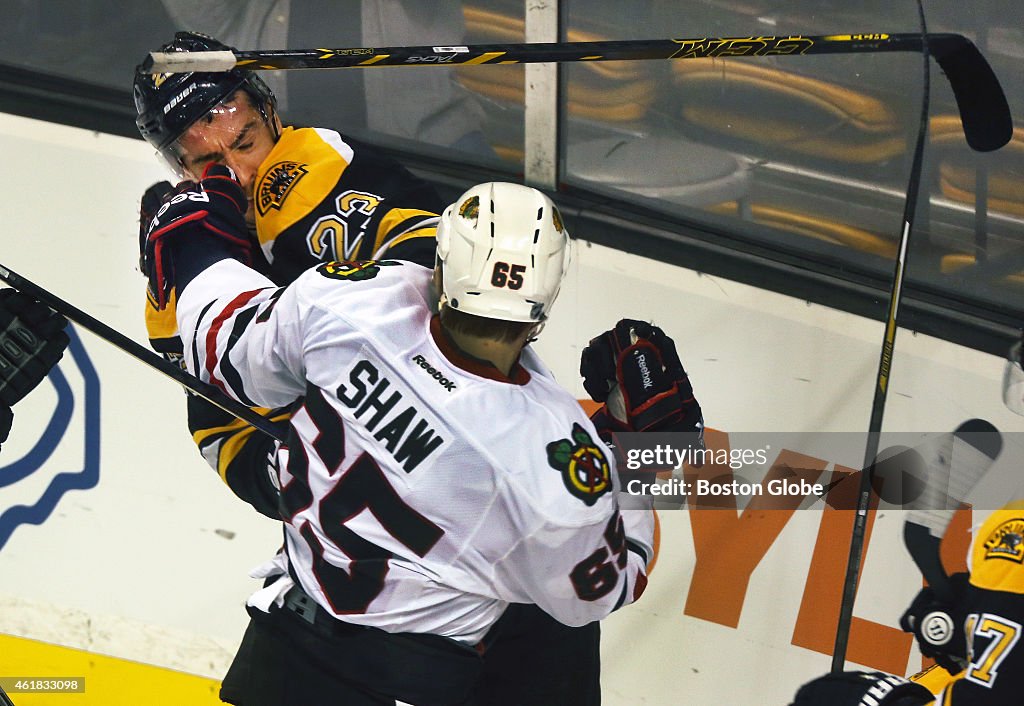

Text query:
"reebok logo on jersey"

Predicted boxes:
[[636, 352, 654, 390], [983, 517, 1024, 563], [257, 161, 308, 216], [412, 355, 456, 392], [547, 423, 611, 506]]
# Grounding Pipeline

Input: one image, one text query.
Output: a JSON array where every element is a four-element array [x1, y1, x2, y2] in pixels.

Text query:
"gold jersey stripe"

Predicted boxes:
[[373, 208, 438, 254], [144, 289, 178, 340], [380, 226, 436, 255]]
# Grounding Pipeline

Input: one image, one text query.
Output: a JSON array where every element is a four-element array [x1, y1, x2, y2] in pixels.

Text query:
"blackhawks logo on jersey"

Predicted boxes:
[[547, 423, 611, 506], [317, 260, 401, 281], [983, 517, 1024, 563], [257, 161, 308, 216]]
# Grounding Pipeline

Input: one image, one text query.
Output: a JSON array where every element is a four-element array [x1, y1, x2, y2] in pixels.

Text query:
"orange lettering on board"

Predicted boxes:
[[684, 430, 827, 627], [791, 466, 912, 674]]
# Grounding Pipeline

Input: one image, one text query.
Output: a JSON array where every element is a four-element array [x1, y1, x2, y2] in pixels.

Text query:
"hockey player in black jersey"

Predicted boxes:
[[134, 31, 703, 706]]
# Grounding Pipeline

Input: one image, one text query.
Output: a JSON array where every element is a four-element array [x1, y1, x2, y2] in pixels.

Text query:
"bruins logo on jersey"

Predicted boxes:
[[317, 260, 401, 281], [983, 517, 1024, 563], [257, 161, 309, 216], [547, 423, 611, 506], [458, 195, 479, 221]]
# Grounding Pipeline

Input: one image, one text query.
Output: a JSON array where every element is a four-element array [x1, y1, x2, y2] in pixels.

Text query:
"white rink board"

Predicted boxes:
[[1, 111, 1022, 704]]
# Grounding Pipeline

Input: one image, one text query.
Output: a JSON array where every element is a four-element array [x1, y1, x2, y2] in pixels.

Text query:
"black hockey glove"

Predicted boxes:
[[142, 164, 252, 309], [0, 289, 69, 408], [580, 319, 704, 436], [0, 403, 13, 451], [138, 180, 175, 273], [899, 571, 969, 674], [789, 670, 933, 706]]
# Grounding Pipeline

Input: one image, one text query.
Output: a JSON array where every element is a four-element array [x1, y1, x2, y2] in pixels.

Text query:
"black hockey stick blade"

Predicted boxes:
[[0, 262, 287, 443], [929, 35, 1012, 152], [904, 521, 954, 602]]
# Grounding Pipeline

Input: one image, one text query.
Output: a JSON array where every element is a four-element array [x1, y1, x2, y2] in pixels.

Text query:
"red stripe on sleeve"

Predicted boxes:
[[204, 289, 268, 393]]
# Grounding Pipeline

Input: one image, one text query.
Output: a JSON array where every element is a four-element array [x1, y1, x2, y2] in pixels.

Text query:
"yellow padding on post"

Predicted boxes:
[[0, 633, 223, 706]]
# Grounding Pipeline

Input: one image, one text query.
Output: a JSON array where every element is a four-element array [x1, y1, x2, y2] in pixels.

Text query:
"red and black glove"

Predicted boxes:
[[899, 572, 970, 675], [138, 179, 175, 274], [142, 164, 252, 309], [0, 289, 70, 451], [580, 319, 703, 436]]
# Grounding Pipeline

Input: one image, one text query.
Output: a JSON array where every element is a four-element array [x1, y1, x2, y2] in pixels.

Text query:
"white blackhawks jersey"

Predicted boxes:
[[177, 257, 654, 644]]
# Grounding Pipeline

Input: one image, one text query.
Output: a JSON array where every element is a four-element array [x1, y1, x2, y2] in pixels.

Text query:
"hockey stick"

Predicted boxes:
[[142, 31, 1012, 153], [831, 2, 932, 672], [903, 419, 1002, 602], [0, 263, 287, 443]]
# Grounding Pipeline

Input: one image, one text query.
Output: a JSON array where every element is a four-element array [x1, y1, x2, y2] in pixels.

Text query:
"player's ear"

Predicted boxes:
[[431, 265, 443, 303]]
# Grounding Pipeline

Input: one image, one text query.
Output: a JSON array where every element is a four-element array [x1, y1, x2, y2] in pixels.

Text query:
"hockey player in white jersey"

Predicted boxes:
[[143, 167, 659, 705]]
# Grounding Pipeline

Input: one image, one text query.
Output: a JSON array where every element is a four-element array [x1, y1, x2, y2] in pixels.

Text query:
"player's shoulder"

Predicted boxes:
[[490, 389, 617, 525], [254, 127, 354, 235], [970, 501, 1024, 594], [292, 260, 432, 315]]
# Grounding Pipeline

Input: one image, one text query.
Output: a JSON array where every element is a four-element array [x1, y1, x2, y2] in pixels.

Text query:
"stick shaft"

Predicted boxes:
[[142, 31, 1010, 153], [0, 263, 286, 443], [830, 8, 933, 672], [147, 32, 952, 73]]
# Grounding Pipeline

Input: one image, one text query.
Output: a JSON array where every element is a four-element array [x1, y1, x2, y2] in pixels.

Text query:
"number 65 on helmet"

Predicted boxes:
[[435, 182, 572, 324]]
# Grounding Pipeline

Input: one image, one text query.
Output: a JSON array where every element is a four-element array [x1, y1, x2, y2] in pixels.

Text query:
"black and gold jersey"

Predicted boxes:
[[253, 127, 440, 282], [143, 127, 443, 515], [915, 502, 1024, 705]]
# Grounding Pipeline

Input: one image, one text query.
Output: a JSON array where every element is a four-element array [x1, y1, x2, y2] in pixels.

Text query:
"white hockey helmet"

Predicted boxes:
[[435, 182, 572, 323]]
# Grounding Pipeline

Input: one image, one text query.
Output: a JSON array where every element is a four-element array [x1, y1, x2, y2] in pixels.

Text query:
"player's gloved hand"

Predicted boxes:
[[0, 288, 70, 409], [899, 572, 970, 674], [138, 180, 175, 273], [142, 164, 252, 309], [580, 319, 704, 437], [0, 403, 13, 451]]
